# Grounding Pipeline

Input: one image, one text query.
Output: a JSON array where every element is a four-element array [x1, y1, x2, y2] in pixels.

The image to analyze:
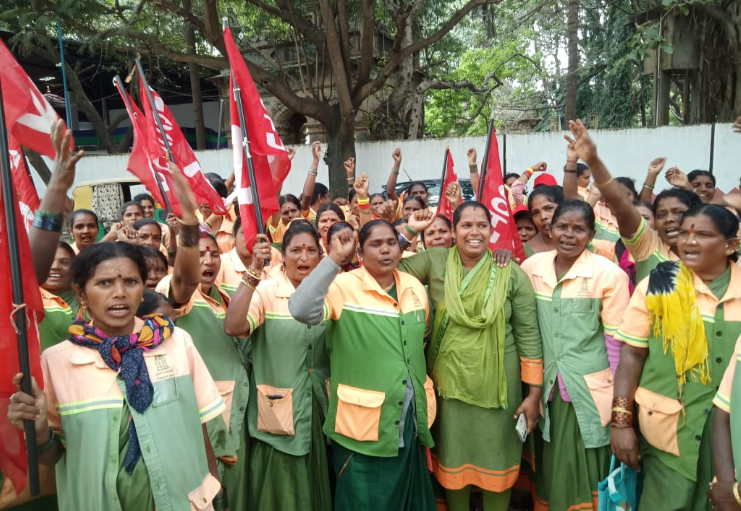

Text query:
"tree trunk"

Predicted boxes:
[[564, 0, 579, 123], [184, 0, 207, 150], [325, 105, 356, 199]]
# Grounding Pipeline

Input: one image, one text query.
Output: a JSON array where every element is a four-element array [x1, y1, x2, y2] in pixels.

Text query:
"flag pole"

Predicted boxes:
[[478, 120, 495, 199], [0, 66, 40, 498], [439, 147, 449, 200], [113, 75, 173, 214], [56, 22, 72, 130], [224, 19, 266, 234]]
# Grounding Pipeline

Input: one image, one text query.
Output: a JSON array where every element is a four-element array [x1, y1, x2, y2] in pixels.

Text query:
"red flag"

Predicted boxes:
[[437, 149, 458, 222], [223, 27, 291, 249], [0, 40, 64, 158], [113, 81, 183, 215], [479, 125, 526, 262], [138, 80, 227, 215], [0, 180, 44, 494], [8, 135, 39, 232]]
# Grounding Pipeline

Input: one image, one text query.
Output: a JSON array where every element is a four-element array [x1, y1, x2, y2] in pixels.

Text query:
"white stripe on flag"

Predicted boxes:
[[237, 187, 254, 205]]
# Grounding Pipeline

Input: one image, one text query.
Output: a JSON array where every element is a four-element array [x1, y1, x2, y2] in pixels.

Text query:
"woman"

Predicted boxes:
[[421, 215, 454, 250], [101, 201, 145, 242], [216, 217, 282, 296], [402, 196, 425, 220], [137, 289, 176, 319], [315, 203, 345, 241], [141, 247, 168, 291], [397, 203, 542, 511], [156, 168, 249, 511], [7, 241, 226, 511], [68, 209, 99, 254], [665, 168, 717, 204], [611, 204, 741, 510], [326, 221, 361, 270], [564, 119, 701, 282], [132, 218, 163, 250], [266, 194, 302, 248], [709, 333, 741, 510], [289, 219, 436, 511], [224, 223, 332, 511], [514, 205, 537, 244], [38, 242, 79, 351], [521, 200, 630, 511], [526, 185, 564, 257]]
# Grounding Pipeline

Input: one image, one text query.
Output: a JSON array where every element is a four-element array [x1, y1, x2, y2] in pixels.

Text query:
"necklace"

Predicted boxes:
[[538, 233, 549, 252]]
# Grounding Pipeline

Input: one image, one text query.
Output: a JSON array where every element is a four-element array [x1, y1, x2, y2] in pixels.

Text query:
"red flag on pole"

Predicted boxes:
[[113, 80, 183, 215], [479, 124, 526, 262], [223, 26, 291, 249], [0, 40, 65, 159], [8, 135, 39, 232], [0, 179, 44, 494], [437, 149, 458, 222], [137, 79, 227, 215]]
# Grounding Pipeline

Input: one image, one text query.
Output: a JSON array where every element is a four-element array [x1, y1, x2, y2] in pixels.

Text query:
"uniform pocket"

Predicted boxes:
[[256, 384, 295, 436], [335, 384, 385, 442], [188, 472, 221, 510], [634, 386, 683, 457], [583, 368, 614, 427], [214, 381, 235, 431], [152, 377, 179, 407], [424, 376, 437, 429]]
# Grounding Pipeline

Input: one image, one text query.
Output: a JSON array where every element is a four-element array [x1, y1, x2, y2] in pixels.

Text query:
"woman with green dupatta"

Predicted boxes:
[[398, 202, 543, 511]]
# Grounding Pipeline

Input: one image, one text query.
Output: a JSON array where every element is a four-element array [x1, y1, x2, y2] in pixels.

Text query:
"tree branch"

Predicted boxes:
[[336, 0, 353, 85], [356, 0, 376, 88], [317, 0, 354, 115], [354, 0, 502, 105]]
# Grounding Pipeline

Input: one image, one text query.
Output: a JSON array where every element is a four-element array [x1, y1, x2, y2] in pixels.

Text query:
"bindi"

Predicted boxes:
[[690, 223, 695, 234]]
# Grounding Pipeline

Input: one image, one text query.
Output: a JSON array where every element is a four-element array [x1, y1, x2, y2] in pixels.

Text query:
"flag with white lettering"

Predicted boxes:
[[223, 26, 290, 249], [437, 149, 458, 222], [138, 79, 227, 215], [0, 39, 65, 158], [8, 135, 38, 232], [479, 125, 526, 261]]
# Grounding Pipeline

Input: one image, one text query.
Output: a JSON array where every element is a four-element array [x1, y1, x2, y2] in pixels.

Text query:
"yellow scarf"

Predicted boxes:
[[645, 261, 708, 397]]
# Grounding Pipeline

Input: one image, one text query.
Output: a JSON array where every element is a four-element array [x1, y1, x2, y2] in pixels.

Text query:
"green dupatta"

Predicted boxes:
[[426, 247, 511, 409]]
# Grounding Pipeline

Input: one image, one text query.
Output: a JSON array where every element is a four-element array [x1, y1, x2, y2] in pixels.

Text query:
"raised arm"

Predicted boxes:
[[354, 172, 372, 228], [665, 166, 693, 192], [167, 164, 203, 305], [638, 157, 666, 202], [516, 162, 547, 186], [386, 148, 402, 203], [565, 120, 642, 237], [344, 157, 355, 197], [223, 234, 271, 337], [301, 141, 322, 212], [467, 148, 480, 195], [30, 120, 83, 283], [289, 229, 355, 325], [562, 137, 582, 201]]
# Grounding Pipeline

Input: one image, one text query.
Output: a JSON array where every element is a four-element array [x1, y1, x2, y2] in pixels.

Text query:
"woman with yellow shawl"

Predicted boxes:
[[399, 203, 543, 511], [611, 204, 741, 511]]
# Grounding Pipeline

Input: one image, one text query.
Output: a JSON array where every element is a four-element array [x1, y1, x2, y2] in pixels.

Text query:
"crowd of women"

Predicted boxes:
[[4, 116, 741, 511]]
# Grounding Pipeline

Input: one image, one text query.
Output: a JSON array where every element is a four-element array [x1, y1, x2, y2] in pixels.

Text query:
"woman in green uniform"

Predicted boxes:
[[611, 204, 741, 511], [155, 165, 248, 511], [521, 200, 630, 511], [564, 119, 701, 282], [39, 242, 80, 351], [398, 203, 543, 511], [7, 241, 226, 511], [289, 219, 436, 511], [224, 220, 331, 511]]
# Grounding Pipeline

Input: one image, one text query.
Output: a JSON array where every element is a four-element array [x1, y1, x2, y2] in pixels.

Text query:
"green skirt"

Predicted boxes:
[[534, 392, 610, 511], [432, 349, 524, 493], [219, 411, 250, 511], [332, 406, 435, 511], [248, 391, 332, 511], [637, 407, 714, 511]]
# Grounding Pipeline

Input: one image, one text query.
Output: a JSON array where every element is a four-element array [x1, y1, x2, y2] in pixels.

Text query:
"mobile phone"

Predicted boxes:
[[515, 413, 528, 443], [266, 395, 284, 400]]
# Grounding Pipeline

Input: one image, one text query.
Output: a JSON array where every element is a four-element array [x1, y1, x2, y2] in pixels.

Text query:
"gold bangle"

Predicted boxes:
[[240, 277, 256, 290], [596, 177, 614, 187], [734, 482, 741, 505], [177, 218, 200, 227]]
